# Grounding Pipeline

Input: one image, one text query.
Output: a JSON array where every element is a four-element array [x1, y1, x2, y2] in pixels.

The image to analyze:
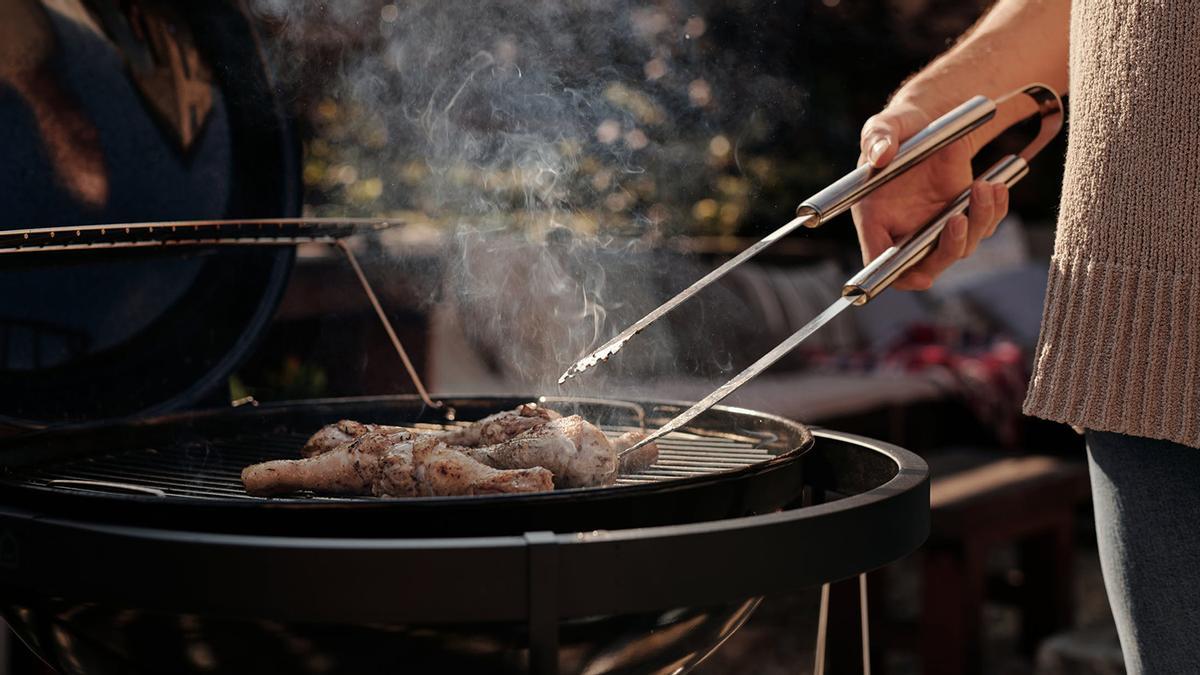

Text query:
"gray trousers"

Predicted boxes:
[[1086, 430, 1200, 674]]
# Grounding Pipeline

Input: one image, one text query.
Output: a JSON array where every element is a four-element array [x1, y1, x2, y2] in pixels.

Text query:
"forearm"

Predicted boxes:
[[894, 0, 1070, 154]]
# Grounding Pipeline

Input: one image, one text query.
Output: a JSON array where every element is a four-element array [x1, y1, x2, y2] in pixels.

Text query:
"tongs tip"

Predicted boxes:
[[557, 339, 628, 384]]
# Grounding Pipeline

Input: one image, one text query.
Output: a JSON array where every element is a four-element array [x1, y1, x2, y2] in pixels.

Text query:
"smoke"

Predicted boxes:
[[247, 0, 807, 395]]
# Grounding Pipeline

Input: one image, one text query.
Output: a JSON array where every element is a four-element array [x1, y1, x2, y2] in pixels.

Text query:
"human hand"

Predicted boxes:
[[850, 100, 1009, 290]]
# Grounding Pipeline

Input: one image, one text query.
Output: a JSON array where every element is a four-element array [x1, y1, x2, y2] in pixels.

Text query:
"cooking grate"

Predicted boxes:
[[5, 423, 776, 501]]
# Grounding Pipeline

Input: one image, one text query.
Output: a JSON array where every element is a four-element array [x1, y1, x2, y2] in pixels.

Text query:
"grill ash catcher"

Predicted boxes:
[[560, 84, 1064, 453]]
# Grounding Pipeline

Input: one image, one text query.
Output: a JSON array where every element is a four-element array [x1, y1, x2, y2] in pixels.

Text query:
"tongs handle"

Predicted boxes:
[[841, 84, 1064, 303], [796, 95, 997, 226], [841, 155, 1026, 303]]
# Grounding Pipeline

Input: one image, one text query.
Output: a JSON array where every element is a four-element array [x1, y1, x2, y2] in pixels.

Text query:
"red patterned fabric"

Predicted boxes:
[[803, 324, 1029, 446]]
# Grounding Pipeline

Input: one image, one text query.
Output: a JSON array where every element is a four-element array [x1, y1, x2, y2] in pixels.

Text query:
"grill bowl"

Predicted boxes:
[[0, 396, 813, 537], [0, 397, 929, 675]]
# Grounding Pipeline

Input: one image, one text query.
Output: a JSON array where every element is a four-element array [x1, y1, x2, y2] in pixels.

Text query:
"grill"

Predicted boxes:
[[0, 396, 928, 675], [0, 4, 933, 662]]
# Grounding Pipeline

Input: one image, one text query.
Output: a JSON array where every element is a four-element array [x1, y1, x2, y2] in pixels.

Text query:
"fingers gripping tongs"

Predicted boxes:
[[560, 84, 1064, 453]]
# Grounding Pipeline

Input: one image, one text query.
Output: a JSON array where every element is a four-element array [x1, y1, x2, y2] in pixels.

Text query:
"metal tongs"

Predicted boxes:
[[560, 84, 1063, 452]]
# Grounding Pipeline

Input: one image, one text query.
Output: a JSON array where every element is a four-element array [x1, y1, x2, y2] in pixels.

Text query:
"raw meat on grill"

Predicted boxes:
[[301, 419, 405, 458], [243, 428, 414, 496], [613, 430, 659, 474], [299, 403, 559, 458], [243, 430, 552, 497], [437, 403, 561, 447], [376, 438, 554, 497], [371, 441, 419, 497], [463, 415, 618, 488], [243, 405, 660, 496]]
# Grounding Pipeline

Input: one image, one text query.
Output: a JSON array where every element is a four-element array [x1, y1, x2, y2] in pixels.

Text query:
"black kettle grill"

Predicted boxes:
[[0, 396, 928, 675]]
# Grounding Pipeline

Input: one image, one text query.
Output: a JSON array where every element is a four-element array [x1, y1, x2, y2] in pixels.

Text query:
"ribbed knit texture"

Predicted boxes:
[[1023, 1, 1200, 448]]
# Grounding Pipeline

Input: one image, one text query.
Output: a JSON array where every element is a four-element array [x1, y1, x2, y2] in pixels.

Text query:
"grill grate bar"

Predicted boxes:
[[654, 458, 766, 468], [28, 467, 249, 495], [98, 454, 252, 474], [652, 450, 768, 461], [46, 461, 247, 482], [632, 469, 719, 478], [84, 455, 257, 478], [74, 463, 247, 487]]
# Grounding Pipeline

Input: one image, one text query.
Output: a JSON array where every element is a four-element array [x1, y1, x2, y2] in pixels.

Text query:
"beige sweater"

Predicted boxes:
[[1023, 1, 1200, 448]]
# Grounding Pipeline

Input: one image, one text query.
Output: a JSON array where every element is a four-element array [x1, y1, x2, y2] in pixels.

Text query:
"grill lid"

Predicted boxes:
[[0, 2, 298, 427]]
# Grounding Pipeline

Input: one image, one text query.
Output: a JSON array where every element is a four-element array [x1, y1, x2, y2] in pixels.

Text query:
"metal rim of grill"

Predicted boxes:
[[0, 415, 928, 636]]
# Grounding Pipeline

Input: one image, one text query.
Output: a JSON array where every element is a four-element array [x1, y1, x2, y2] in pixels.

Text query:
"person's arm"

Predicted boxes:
[[852, 0, 1070, 290]]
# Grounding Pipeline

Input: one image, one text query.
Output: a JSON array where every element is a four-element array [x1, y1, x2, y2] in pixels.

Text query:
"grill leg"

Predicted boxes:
[[825, 574, 878, 674], [860, 573, 872, 675], [814, 582, 830, 675]]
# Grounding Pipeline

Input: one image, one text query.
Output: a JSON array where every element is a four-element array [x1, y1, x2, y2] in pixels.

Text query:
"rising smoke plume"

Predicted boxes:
[[247, 0, 810, 395]]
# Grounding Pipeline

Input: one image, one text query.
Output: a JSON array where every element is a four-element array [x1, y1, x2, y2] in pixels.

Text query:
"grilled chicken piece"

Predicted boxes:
[[372, 442, 419, 497], [375, 438, 554, 497], [243, 429, 414, 496], [246, 407, 645, 496], [438, 403, 561, 447], [300, 404, 559, 458], [465, 415, 617, 488], [244, 431, 552, 498], [301, 419, 405, 458], [613, 430, 660, 474]]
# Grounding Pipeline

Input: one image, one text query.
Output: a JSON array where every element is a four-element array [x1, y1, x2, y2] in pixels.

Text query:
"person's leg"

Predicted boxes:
[[1086, 430, 1200, 674]]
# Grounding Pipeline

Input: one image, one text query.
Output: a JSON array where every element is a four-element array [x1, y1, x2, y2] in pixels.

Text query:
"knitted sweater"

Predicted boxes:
[[1022, 1, 1200, 448]]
